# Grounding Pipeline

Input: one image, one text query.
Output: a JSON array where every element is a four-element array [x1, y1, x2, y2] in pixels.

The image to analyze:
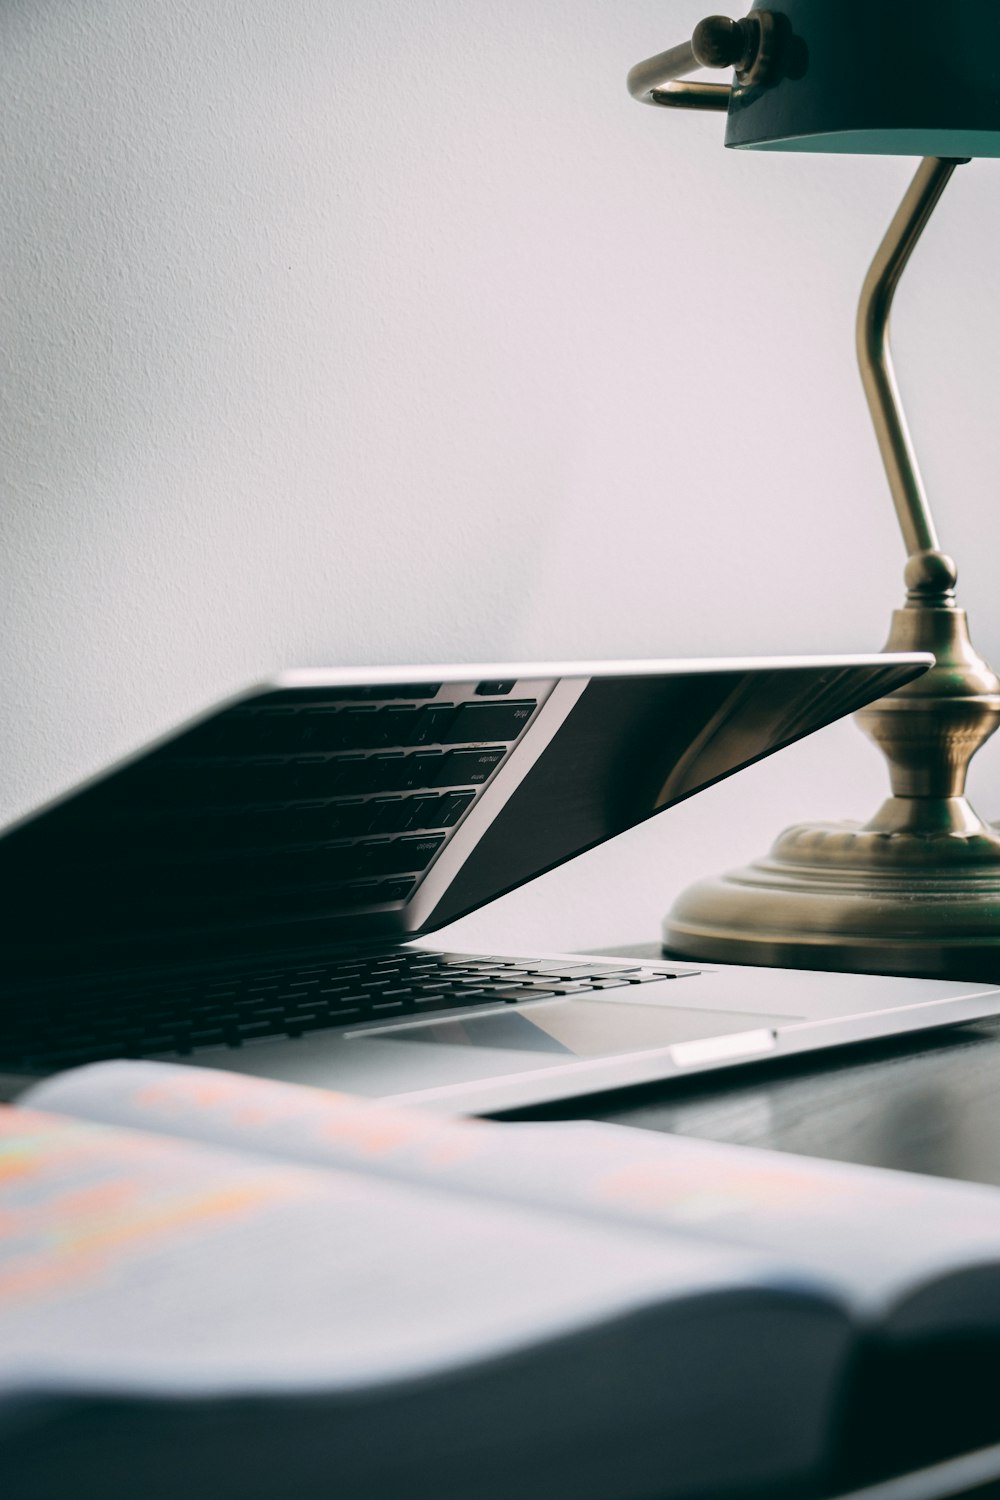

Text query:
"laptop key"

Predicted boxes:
[[414, 704, 458, 744], [322, 800, 377, 838], [190, 1027, 231, 1047], [359, 835, 444, 877], [293, 1014, 346, 1032], [426, 791, 476, 827], [411, 990, 492, 1009], [320, 707, 381, 751], [381, 706, 423, 746], [489, 988, 559, 1004], [368, 797, 413, 834], [581, 972, 644, 984], [235, 1020, 281, 1038], [436, 749, 506, 786], [442, 701, 537, 744]]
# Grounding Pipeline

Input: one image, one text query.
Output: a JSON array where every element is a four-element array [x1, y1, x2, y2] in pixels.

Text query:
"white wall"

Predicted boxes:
[[4, 0, 1000, 955]]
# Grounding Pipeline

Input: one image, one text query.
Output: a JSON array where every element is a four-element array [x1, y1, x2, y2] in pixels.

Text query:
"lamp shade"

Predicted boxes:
[[726, 0, 1000, 155]]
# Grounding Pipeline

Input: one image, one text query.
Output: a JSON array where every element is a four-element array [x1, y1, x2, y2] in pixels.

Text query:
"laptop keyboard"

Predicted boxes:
[[54, 682, 548, 920], [1, 951, 680, 1074]]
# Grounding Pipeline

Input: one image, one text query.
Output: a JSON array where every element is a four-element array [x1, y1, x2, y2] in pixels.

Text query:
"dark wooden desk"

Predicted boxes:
[[522, 944, 1000, 1194]]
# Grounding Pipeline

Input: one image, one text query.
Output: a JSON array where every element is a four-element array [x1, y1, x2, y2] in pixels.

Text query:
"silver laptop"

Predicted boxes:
[[4, 654, 999, 1114]]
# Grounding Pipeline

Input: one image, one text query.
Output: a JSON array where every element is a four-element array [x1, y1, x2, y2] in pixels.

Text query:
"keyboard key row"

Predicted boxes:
[[150, 834, 445, 885], [251, 683, 443, 705], [79, 791, 476, 856], [123, 748, 507, 808], [179, 700, 537, 756]]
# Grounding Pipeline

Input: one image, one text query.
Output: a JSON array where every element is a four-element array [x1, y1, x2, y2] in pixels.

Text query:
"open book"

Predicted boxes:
[[5, 1062, 1000, 1500]]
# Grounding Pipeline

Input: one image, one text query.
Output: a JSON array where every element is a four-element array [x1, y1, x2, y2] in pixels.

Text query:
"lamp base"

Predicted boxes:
[[663, 558, 1000, 983], [663, 799, 1000, 982]]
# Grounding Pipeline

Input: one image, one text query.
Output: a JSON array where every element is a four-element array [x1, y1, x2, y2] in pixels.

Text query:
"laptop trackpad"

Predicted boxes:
[[362, 998, 796, 1059]]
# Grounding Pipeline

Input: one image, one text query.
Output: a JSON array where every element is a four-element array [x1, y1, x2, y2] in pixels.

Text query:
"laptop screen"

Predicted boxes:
[[0, 656, 926, 981]]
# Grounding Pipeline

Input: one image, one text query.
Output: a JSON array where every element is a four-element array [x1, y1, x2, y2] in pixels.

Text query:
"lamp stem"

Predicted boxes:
[[856, 156, 965, 565]]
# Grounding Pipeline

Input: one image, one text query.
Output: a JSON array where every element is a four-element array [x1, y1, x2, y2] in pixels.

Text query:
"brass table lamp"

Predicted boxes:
[[629, 3, 1000, 981]]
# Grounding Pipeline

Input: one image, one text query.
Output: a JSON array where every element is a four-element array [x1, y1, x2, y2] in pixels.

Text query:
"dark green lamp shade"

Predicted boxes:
[[726, 0, 1000, 155]]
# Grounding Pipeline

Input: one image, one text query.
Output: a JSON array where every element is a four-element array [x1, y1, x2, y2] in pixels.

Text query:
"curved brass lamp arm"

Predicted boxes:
[[626, 40, 731, 111], [856, 156, 967, 573], [627, 13, 781, 111]]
